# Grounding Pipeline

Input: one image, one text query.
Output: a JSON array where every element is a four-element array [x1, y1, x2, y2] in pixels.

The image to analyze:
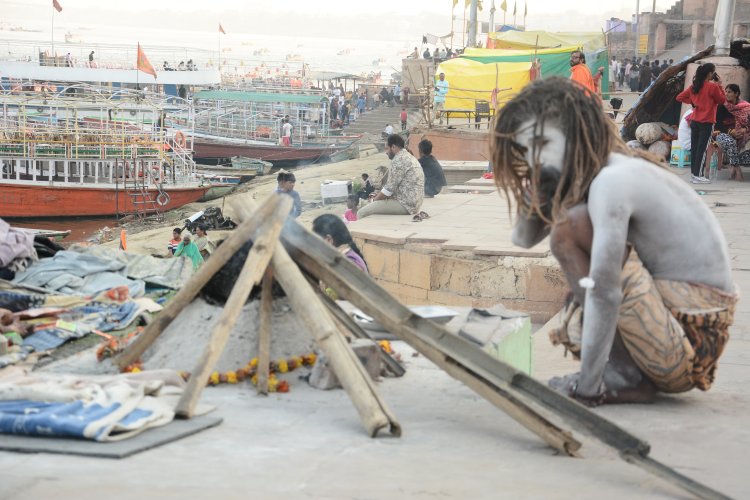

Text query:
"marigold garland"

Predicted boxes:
[[180, 353, 318, 392], [98, 330, 398, 393]]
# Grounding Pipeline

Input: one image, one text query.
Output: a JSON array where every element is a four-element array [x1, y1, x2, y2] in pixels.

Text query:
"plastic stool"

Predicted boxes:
[[670, 142, 691, 168]]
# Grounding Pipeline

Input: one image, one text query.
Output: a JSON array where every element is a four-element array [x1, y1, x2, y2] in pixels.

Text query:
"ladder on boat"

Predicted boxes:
[[117, 159, 167, 222]]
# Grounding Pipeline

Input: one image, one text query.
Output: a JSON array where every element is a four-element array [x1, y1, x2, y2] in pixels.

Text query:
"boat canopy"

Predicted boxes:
[[193, 90, 327, 104]]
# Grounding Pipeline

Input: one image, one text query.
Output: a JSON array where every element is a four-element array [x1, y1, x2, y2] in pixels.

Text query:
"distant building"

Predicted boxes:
[[608, 0, 750, 60]]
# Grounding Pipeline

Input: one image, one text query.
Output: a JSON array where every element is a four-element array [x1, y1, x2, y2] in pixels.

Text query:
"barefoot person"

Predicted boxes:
[[491, 77, 737, 406]]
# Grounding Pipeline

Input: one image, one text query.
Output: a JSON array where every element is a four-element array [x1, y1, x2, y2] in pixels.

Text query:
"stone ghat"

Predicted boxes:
[[349, 188, 566, 323]]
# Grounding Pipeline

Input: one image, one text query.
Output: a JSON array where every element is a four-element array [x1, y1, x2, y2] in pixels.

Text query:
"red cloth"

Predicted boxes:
[[570, 64, 595, 95], [400, 111, 407, 122], [676, 81, 725, 124]]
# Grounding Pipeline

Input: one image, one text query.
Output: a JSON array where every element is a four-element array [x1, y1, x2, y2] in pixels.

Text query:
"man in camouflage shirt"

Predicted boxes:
[[358, 134, 424, 218]]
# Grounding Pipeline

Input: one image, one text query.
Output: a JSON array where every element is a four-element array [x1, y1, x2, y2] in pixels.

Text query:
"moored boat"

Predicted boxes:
[[190, 89, 353, 166], [0, 85, 209, 218], [230, 156, 272, 175]]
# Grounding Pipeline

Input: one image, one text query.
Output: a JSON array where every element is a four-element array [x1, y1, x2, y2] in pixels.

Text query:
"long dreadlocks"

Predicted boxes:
[[491, 77, 640, 224]]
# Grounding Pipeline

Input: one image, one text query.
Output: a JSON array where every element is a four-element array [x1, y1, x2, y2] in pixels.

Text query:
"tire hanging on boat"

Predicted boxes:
[[156, 192, 170, 206]]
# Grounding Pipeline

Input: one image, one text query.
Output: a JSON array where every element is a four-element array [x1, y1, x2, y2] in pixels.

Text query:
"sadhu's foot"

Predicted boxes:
[[548, 372, 657, 407]]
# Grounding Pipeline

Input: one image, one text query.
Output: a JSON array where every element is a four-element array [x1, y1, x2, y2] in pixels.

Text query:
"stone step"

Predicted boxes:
[[465, 178, 494, 186], [444, 185, 496, 194]]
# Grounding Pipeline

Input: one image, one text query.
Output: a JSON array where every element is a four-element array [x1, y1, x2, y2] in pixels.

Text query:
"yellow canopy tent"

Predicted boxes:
[[435, 59, 531, 116]]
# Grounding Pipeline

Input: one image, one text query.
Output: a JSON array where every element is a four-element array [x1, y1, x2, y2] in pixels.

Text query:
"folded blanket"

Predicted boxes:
[[0, 370, 182, 441]]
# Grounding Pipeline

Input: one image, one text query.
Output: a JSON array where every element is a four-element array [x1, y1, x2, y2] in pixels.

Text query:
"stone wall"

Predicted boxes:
[[353, 239, 566, 323]]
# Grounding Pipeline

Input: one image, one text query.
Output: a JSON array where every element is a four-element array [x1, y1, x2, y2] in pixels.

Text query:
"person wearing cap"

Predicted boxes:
[[434, 72, 449, 125]]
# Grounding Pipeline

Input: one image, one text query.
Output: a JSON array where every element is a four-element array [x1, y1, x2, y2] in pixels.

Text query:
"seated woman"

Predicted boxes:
[[312, 214, 368, 300], [312, 214, 367, 273], [193, 224, 215, 259], [714, 83, 750, 180]]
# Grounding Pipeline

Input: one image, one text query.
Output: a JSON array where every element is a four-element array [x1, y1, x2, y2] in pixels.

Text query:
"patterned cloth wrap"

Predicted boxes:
[[549, 250, 738, 393]]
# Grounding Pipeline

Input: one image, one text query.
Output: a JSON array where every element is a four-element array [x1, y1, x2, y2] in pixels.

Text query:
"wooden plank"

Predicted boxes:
[[279, 218, 731, 498], [256, 265, 274, 395], [175, 199, 290, 418], [115, 194, 285, 370]]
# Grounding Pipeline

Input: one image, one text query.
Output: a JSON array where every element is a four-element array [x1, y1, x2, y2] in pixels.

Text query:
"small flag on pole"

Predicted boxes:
[[524, 2, 528, 17], [137, 43, 157, 80], [52, 0, 63, 12], [219, 23, 226, 34], [500, 0, 507, 12], [513, 1, 517, 15]]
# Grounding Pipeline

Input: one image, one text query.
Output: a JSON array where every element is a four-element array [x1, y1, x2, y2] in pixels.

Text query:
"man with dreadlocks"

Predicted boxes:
[[491, 77, 737, 406]]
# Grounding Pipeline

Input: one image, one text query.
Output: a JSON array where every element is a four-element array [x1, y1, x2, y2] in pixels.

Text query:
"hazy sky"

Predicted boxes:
[[3, 0, 676, 38]]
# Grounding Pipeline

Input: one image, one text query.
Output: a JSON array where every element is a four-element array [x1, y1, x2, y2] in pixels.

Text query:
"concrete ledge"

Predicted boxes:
[[348, 191, 565, 321]]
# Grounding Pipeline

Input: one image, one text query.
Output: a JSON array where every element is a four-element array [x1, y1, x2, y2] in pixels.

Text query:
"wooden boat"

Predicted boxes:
[[0, 85, 210, 218], [0, 183, 210, 218], [190, 90, 350, 166], [193, 138, 345, 165], [197, 167, 255, 184], [17, 227, 71, 241], [199, 184, 237, 202], [230, 156, 272, 175]]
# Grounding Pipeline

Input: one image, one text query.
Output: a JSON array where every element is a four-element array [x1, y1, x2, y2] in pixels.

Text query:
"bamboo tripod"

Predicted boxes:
[[115, 194, 400, 437]]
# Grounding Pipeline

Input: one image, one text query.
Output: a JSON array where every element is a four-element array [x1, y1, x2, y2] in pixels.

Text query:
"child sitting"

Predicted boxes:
[[357, 173, 374, 200], [343, 194, 359, 222], [167, 227, 182, 255]]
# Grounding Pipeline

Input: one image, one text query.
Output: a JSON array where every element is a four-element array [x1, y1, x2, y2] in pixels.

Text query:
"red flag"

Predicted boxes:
[[219, 23, 226, 34], [52, 0, 62, 12], [136, 43, 157, 80]]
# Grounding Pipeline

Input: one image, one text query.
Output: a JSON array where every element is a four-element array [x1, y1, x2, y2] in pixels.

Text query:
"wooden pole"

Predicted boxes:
[[115, 194, 285, 370], [175, 200, 290, 418], [232, 203, 400, 438], [256, 265, 274, 395]]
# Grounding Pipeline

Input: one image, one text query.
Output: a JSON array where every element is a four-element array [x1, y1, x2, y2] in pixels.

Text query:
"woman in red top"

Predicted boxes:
[[676, 63, 725, 183]]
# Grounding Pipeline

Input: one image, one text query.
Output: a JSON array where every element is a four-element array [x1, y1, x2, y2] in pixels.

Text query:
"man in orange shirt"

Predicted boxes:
[[569, 50, 596, 94]]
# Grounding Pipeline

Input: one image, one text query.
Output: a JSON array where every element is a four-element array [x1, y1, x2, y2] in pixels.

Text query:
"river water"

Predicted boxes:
[[17, 217, 120, 244]]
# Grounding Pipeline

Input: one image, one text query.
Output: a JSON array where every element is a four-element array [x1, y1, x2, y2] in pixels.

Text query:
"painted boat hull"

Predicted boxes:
[[199, 185, 237, 202], [0, 183, 210, 218], [193, 139, 340, 165]]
